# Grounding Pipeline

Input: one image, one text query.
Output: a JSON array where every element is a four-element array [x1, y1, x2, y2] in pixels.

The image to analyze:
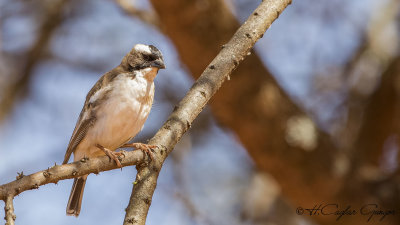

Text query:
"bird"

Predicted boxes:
[[62, 44, 165, 217]]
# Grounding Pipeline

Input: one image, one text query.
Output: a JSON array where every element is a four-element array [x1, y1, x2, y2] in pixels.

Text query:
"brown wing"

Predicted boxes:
[[63, 109, 96, 164], [62, 67, 124, 164], [62, 76, 106, 164]]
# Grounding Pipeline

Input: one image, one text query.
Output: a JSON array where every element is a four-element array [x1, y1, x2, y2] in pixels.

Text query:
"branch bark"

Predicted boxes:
[[4, 195, 15, 225], [122, 0, 292, 224], [0, 150, 146, 201]]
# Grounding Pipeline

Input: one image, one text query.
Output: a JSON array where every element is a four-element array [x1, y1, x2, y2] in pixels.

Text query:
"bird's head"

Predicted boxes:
[[122, 44, 166, 71]]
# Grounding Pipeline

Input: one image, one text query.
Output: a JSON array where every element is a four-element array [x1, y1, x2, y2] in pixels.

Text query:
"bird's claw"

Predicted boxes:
[[122, 143, 157, 161], [96, 144, 123, 167]]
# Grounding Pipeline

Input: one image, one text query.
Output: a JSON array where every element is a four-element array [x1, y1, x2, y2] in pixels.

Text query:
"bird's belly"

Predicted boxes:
[[92, 98, 151, 151], [74, 76, 154, 159]]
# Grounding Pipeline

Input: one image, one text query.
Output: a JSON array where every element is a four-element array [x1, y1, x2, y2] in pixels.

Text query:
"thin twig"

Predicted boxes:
[[0, 150, 146, 201], [4, 195, 16, 225], [123, 0, 292, 224]]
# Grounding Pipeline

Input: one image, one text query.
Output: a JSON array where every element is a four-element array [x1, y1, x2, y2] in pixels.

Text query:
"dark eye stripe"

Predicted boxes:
[[143, 54, 156, 61]]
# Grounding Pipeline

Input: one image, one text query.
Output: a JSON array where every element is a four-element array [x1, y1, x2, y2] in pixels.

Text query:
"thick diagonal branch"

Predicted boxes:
[[122, 0, 292, 224]]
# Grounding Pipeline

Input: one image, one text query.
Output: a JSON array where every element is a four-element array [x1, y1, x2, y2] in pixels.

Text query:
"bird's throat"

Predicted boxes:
[[142, 68, 159, 82]]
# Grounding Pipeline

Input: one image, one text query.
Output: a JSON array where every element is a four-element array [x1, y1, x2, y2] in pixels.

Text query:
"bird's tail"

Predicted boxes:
[[66, 176, 87, 217]]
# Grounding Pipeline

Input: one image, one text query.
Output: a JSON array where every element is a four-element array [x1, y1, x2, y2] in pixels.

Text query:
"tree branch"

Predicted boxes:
[[123, 0, 292, 224], [4, 195, 15, 225], [0, 150, 146, 201]]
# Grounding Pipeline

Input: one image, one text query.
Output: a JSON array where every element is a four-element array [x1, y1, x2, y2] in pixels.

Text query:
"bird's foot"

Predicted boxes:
[[96, 144, 122, 167], [122, 143, 157, 161]]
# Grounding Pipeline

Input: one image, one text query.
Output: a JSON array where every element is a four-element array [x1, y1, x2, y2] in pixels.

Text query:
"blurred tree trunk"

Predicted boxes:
[[346, 56, 400, 208], [353, 56, 400, 167], [149, 0, 400, 224]]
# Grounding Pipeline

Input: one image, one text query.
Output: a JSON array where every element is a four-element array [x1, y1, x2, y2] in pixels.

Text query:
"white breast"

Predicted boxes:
[[76, 72, 155, 158]]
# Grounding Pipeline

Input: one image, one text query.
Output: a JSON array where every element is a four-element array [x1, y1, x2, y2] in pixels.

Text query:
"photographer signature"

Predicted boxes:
[[296, 203, 395, 222]]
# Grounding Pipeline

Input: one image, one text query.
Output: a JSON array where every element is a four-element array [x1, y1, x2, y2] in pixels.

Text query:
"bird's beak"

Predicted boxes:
[[151, 59, 166, 69]]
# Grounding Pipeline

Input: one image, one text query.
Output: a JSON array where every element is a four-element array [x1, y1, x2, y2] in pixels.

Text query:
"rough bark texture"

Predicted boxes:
[[0, 150, 146, 201], [4, 195, 15, 225], [122, 1, 293, 224]]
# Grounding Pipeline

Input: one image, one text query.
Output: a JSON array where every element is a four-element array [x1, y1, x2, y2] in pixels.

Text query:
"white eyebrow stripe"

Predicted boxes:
[[134, 44, 151, 54]]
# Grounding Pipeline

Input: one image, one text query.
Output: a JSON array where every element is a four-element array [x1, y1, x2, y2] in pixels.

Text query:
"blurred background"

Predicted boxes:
[[0, 0, 399, 224]]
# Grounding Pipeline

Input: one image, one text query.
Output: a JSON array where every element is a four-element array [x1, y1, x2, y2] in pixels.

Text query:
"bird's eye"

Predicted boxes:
[[143, 54, 155, 61], [127, 64, 134, 72]]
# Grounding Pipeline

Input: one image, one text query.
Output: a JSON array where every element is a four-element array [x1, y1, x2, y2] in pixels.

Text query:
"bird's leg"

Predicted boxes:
[[95, 144, 122, 167], [121, 143, 157, 161]]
